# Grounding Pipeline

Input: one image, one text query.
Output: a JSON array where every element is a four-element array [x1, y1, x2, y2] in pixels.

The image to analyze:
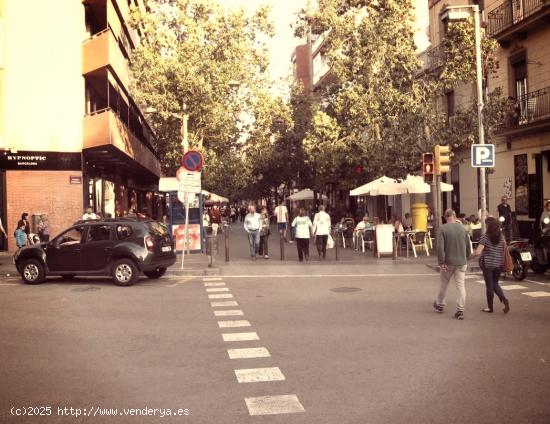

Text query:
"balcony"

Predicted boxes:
[[495, 86, 550, 137], [82, 28, 129, 88], [83, 108, 161, 178], [487, 0, 550, 43]]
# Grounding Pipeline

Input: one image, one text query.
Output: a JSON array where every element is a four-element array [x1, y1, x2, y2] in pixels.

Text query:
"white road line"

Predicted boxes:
[[522, 291, 550, 297], [218, 320, 251, 328], [234, 367, 285, 383], [208, 293, 234, 299], [524, 279, 550, 287], [211, 301, 238, 307], [206, 287, 230, 292], [222, 332, 259, 342], [214, 310, 244, 317], [203, 277, 223, 281], [245, 395, 305, 416], [204, 282, 226, 287], [219, 273, 437, 278], [476, 280, 485, 284], [501, 284, 527, 290], [228, 347, 270, 359], [0, 283, 17, 286], [464, 275, 479, 279]]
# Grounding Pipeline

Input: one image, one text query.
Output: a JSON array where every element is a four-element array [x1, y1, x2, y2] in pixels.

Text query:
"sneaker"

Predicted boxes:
[[503, 299, 510, 314], [264, 255, 269, 259], [289, 240, 295, 244], [433, 301, 444, 313], [454, 311, 464, 320]]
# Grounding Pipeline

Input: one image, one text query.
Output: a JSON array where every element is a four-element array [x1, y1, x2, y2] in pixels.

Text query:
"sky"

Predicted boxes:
[[222, 0, 308, 88]]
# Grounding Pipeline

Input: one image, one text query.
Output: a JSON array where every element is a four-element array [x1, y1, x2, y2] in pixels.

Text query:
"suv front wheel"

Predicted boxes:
[[144, 267, 167, 279], [21, 259, 46, 285], [112, 259, 138, 286]]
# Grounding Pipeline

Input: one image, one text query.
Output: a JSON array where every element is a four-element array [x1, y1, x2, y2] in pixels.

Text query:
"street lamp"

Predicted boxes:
[[442, 4, 487, 231]]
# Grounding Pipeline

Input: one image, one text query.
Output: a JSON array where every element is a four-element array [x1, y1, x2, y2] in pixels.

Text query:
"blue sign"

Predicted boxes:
[[471, 144, 495, 168], [182, 150, 204, 172]]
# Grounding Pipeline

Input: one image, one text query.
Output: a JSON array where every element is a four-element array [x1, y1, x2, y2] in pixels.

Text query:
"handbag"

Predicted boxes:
[[327, 234, 334, 249], [503, 240, 513, 273]]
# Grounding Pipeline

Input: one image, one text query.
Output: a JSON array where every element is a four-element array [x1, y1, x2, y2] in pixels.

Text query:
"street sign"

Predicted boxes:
[[182, 150, 204, 172], [177, 170, 201, 194], [471, 144, 495, 168]]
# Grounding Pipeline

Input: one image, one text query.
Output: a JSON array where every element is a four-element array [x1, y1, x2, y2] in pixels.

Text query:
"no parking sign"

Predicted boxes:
[[182, 150, 204, 172]]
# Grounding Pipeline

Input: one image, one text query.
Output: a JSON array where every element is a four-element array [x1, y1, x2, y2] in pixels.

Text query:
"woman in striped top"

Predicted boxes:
[[472, 217, 510, 314]]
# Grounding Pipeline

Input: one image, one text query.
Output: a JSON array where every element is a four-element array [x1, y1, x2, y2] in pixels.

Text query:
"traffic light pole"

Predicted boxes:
[[433, 175, 442, 246]]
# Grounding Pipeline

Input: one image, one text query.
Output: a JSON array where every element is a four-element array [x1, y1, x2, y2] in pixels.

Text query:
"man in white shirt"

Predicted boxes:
[[273, 200, 289, 241], [82, 206, 98, 220], [313, 205, 332, 260], [244, 205, 262, 260]]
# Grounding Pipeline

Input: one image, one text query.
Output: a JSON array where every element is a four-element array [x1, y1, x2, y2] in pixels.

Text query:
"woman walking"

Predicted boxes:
[[258, 207, 270, 259], [291, 208, 313, 262], [472, 217, 510, 314]]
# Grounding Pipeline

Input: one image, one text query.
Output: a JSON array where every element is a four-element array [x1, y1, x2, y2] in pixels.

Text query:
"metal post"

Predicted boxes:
[[182, 103, 189, 153], [225, 226, 229, 262], [181, 193, 190, 269], [279, 231, 285, 261], [335, 228, 340, 261], [474, 5, 487, 232]]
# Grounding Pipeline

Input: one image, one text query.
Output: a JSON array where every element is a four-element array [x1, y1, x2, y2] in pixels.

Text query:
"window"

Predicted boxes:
[[87, 225, 112, 242], [445, 90, 455, 120], [116, 225, 133, 239], [511, 55, 528, 122], [57, 227, 85, 246]]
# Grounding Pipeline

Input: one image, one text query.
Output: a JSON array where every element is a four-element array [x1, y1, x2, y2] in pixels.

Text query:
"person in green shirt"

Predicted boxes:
[[433, 209, 472, 320]]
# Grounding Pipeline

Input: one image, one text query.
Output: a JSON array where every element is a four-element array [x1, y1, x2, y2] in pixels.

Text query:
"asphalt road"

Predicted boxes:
[[0, 269, 549, 424]]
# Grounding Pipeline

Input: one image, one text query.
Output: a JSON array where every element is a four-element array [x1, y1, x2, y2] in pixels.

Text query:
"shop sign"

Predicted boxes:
[[69, 176, 82, 184], [0, 150, 81, 170], [172, 224, 201, 251]]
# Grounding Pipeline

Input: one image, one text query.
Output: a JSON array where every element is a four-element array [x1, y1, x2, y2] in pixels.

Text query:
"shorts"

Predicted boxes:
[[277, 223, 287, 231]]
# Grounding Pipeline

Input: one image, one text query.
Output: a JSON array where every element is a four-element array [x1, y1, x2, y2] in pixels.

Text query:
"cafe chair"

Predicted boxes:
[[362, 229, 375, 252], [410, 231, 430, 258]]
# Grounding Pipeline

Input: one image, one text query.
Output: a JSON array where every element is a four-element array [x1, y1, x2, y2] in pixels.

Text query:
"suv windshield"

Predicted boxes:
[[148, 222, 169, 236]]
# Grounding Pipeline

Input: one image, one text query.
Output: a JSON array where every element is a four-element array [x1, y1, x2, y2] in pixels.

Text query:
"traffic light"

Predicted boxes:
[[423, 153, 434, 184], [435, 144, 451, 175]]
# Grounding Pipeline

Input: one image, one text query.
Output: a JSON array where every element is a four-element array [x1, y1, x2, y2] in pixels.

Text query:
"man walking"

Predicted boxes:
[[497, 196, 512, 242], [313, 205, 332, 260], [244, 205, 262, 260], [434, 209, 472, 320], [273, 199, 289, 241]]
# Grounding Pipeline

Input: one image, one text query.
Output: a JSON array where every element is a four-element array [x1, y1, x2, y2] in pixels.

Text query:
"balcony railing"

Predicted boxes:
[[487, 0, 548, 38], [499, 86, 550, 130]]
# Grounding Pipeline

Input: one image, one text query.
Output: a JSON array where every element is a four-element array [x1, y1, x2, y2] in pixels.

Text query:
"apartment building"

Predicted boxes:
[[0, 0, 162, 252]]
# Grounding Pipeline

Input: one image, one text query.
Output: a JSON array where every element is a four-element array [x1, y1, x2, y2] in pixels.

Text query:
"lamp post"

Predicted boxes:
[[443, 4, 486, 231]]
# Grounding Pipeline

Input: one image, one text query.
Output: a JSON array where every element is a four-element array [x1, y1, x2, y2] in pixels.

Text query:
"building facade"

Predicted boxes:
[[0, 0, 162, 252]]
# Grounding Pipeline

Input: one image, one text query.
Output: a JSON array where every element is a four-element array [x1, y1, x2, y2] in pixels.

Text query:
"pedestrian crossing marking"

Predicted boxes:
[[214, 310, 243, 317], [203, 277, 223, 281], [210, 301, 238, 307], [208, 293, 234, 299], [204, 282, 226, 287], [206, 287, 229, 292], [501, 285, 527, 290], [218, 320, 251, 328], [222, 332, 259, 342], [228, 347, 270, 359], [522, 291, 550, 298], [235, 367, 285, 383], [476, 280, 485, 284], [245, 394, 304, 415]]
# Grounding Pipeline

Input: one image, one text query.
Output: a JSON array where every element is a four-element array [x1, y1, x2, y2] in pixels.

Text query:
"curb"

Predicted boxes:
[[165, 267, 220, 276]]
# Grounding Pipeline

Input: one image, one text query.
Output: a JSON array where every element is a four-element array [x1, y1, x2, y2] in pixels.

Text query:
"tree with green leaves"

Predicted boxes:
[[129, 0, 274, 199]]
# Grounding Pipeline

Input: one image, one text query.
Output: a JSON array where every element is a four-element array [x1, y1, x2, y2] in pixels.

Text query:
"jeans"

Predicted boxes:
[[482, 267, 507, 310], [502, 225, 511, 243], [259, 234, 269, 256], [248, 230, 260, 257], [436, 264, 467, 312], [315, 235, 328, 258], [296, 238, 310, 261]]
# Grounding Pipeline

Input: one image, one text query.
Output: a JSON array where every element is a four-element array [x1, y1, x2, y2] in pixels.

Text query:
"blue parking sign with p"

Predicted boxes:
[[471, 144, 495, 168]]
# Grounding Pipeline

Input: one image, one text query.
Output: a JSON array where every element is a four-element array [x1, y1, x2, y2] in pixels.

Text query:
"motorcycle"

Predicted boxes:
[[531, 217, 550, 274], [499, 216, 531, 281]]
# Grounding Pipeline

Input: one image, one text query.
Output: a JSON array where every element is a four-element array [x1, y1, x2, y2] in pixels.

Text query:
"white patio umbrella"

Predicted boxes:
[[369, 175, 454, 196], [288, 188, 327, 201], [202, 190, 229, 203], [402, 175, 453, 193], [349, 176, 396, 196]]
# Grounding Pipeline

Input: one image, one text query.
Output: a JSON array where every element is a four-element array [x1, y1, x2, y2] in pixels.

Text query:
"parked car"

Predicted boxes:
[[14, 218, 176, 286]]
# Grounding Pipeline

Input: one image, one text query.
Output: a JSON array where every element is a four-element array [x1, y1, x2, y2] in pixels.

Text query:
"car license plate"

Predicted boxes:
[[161, 246, 172, 252], [520, 252, 532, 261]]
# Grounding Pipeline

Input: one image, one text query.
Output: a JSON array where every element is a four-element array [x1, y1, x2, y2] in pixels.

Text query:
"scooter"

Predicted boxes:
[[531, 217, 550, 274], [499, 216, 531, 281]]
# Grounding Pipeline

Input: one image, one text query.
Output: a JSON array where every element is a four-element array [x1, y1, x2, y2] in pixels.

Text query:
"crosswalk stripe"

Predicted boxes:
[[222, 332, 259, 342], [476, 280, 485, 284], [501, 284, 527, 290], [218, 320, 251, 328], [206, 287, 230, 292], [211, 301, 238, 307], [228, 347, 270, 359], [214, 310, 244, 317], [204, 282, 226, 287], [234, 367, 285, 383], [522, 291, 550, 297], [203, 277, 223, 281], [245, 395, 305, 416], [208, 293, 234, 299]]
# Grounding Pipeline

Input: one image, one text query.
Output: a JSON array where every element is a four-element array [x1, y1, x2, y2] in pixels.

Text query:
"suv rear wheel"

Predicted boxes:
[[21, 259, 46, 285], [144, 267, 167, 279], [112, 259, 138, 286]]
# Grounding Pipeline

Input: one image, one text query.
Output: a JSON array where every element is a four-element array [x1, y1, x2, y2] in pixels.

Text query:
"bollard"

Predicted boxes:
[[335, 229, 340, 261], [279, 231, 285, 261], [225, 230, 229, 262]]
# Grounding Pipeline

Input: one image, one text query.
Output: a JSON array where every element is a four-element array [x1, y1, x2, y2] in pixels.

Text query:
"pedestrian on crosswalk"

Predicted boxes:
[[291, 208, 313, 262], [244, 205, 262, 260], [471, 217, 510, 314], [434, 209, 472, 320]]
